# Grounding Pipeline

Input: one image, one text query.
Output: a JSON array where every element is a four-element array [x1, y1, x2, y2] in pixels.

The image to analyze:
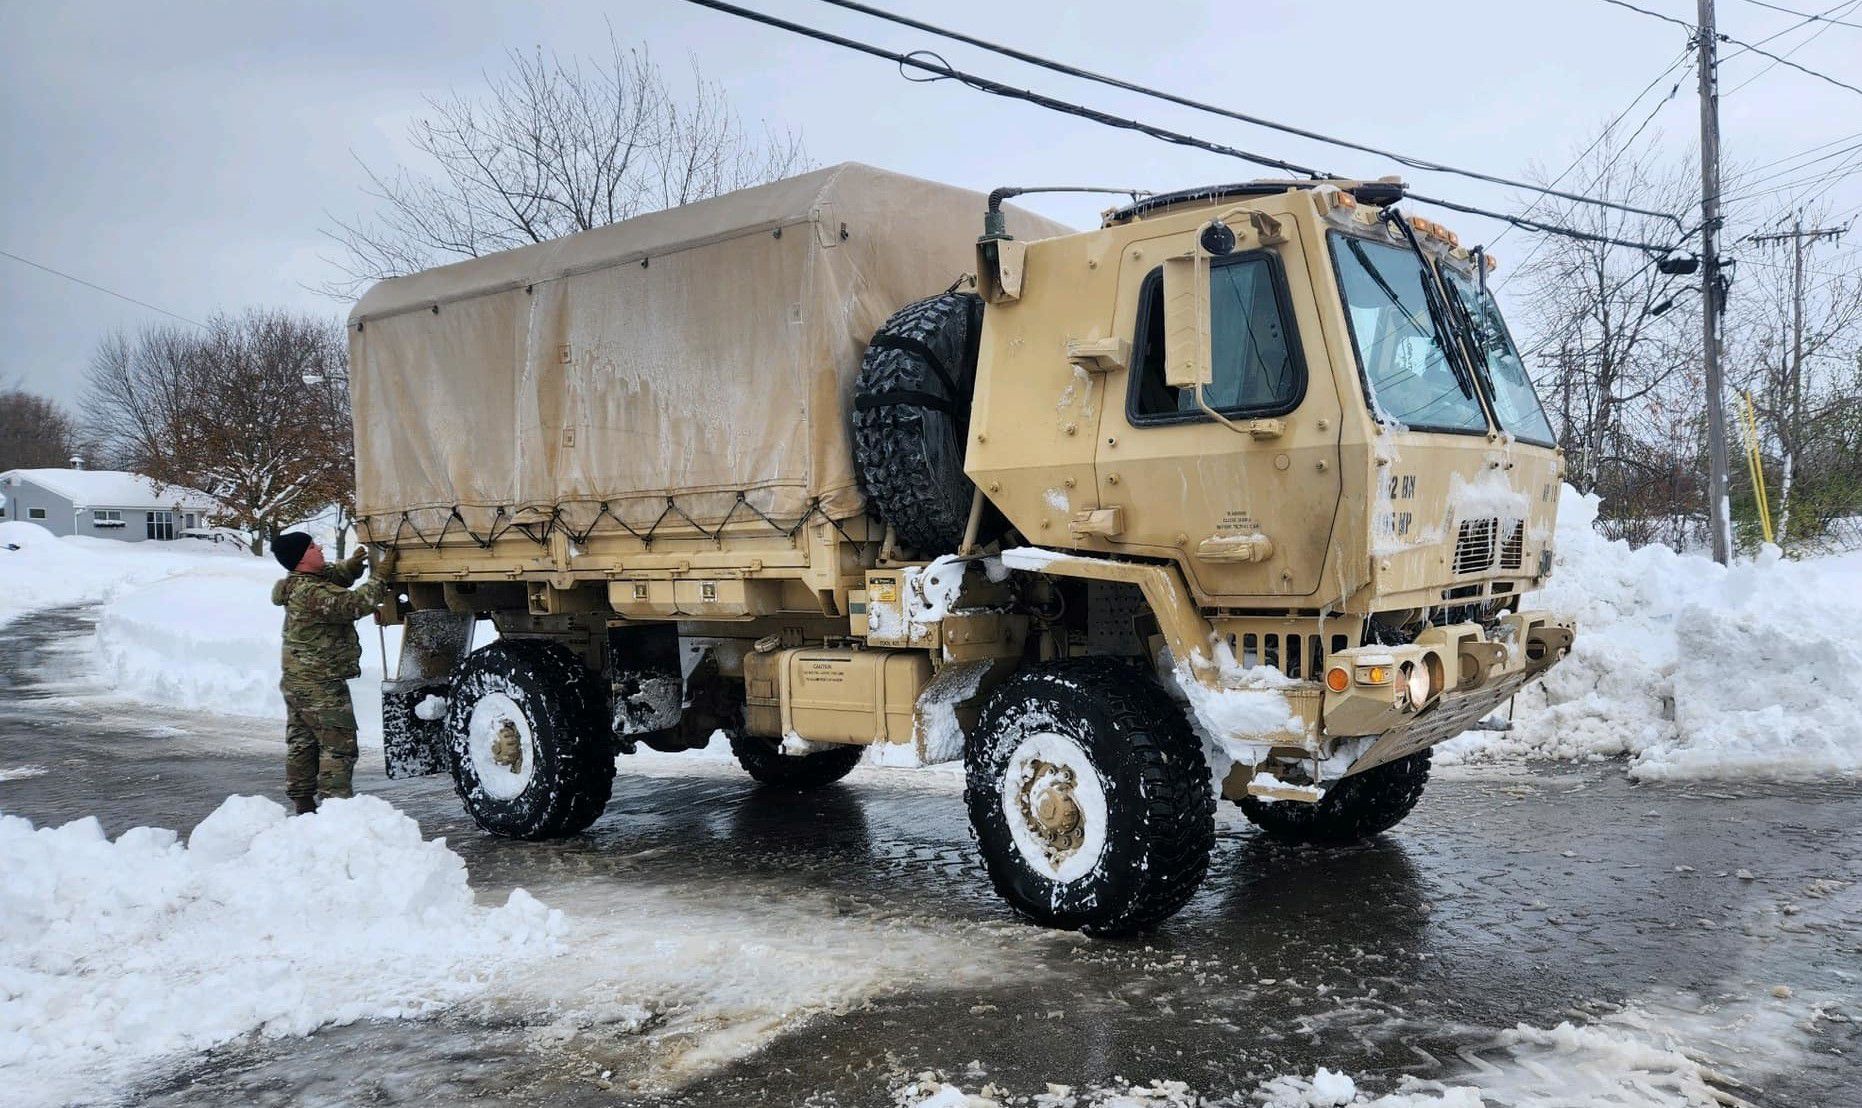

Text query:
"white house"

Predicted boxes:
[[0, 468, 219, 542]]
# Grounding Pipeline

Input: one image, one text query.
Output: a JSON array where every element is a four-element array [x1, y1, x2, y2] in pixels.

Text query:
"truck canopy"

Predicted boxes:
[[348, 163, 1070, 545]]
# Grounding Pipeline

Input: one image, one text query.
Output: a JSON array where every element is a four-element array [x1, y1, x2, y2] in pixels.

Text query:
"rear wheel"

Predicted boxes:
[[729, 732, 864, 790], [446, 639, 614, 839], [1239, 751, 1432, 844], [965, 658, 1214, 936]]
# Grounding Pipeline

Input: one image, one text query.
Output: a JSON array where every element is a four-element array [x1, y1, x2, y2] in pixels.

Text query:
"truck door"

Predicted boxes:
[[1093, 219, 1343, 601]]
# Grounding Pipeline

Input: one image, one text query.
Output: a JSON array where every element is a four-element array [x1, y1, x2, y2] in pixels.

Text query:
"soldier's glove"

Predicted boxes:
[[373, 545, 399, 578]]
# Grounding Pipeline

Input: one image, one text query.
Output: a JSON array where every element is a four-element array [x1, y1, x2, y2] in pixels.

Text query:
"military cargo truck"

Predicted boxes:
[[351, 163, 1574, 934]]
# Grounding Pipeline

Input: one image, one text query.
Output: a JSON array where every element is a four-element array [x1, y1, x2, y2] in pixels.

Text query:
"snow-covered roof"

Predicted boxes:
[[0, 469, 218, 510]]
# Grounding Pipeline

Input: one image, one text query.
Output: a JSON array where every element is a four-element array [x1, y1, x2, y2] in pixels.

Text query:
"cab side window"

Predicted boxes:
[[1129, 253, 1305, 423]]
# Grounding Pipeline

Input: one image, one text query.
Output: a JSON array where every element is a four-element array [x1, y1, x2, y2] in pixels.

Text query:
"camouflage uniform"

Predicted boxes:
[[272, 552, 392, 803]]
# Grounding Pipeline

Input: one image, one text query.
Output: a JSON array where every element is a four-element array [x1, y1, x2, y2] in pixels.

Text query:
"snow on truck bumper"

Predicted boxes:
[[1206, 611, 1574, 800]]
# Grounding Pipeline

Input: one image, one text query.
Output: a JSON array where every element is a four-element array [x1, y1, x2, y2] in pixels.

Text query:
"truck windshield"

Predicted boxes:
[[1441, 269, 1557, 446], [1328, 233, 1489, 434]]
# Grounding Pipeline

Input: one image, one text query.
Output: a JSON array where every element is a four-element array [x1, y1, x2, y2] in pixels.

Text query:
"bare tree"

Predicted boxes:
[[0, 387, 80, 473], [322, 39, 807, 293], [84, 311, 352, 555], [1507, 133, 1703, 545], [1726, 210, 1862, 548]]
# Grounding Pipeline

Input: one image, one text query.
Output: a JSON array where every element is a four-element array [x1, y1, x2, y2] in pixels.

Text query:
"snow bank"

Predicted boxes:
[[0, 520, 248, 625], [0, 795, 561, 1107], [89, 555, 405, 743], [1441, 486, 1862, 780]]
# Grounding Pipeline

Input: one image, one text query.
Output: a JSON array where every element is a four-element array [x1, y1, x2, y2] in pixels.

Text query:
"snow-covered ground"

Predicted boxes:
[[1438, 486, 1862, 780], [0, 796, 559, 1105], [0, 794, 1019, 1107], [2, 520, 401, 743]]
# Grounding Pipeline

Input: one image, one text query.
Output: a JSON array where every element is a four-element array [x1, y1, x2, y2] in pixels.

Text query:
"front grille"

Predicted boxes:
[[1500, 521, 1525, 569], [1454, 517, 1498, 574]]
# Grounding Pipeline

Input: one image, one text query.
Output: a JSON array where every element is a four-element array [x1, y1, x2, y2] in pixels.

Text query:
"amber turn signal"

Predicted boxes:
[[1325, 666, 1350, 692]]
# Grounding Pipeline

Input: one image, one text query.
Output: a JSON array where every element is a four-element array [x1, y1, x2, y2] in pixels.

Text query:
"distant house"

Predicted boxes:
[[0, 468, 219, 542]]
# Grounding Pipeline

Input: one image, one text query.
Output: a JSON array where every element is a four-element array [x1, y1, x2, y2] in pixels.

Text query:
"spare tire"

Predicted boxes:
[[852, 291, 995, 555]]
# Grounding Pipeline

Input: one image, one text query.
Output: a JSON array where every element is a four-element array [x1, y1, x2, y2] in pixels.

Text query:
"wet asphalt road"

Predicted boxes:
[[3, 608, 1860, 1107]]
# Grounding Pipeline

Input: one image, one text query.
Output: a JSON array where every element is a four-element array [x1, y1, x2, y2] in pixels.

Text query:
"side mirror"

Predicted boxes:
[[1162, 254, 1212, 390]]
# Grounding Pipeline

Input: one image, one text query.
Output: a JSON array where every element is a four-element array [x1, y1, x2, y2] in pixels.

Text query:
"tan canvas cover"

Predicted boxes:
[[349, 163, 1071, 545]]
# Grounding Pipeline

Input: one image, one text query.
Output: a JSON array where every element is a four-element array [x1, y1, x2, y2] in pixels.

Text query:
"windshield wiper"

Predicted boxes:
[[1442, 276, 1498, 396], [1383, 211, 1478, 401]]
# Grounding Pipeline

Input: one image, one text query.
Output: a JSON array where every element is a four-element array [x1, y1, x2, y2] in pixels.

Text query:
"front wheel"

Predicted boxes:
[[1239, 750, 1432, 844], [965, 659, 1214, 936], [446, 639, 615, 839]]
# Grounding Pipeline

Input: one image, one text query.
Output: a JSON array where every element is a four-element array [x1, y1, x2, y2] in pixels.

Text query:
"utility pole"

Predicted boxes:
[[1695, 0, 1734, 564], [1747, 213, 1848, 545]]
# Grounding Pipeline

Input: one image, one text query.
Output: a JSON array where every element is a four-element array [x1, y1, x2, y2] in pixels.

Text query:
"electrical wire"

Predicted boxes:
[[1599, 0, 1697, 31], [1721, 29, 1862, 96], [1726, 0, 1862, 93], [1734, 0, 1862, 27], [0, 248, 205, 328], [814, 0, 1683, 227], [1490, 49, 1693, 254], [677, 0, 1689, 253], [1718, 138, 1862, 204], [1598, 0, 1862, 97], [1494, 56, 1696, 291]]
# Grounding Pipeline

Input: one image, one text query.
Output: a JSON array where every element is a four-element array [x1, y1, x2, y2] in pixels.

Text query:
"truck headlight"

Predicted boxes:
[[1401, 660, 1431, 710]]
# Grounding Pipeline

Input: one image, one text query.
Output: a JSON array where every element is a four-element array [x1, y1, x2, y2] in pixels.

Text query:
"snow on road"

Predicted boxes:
[[0, 795, 1023, 1107], [897, 986, 1815, 1106], [0, 795, 559, 1106]]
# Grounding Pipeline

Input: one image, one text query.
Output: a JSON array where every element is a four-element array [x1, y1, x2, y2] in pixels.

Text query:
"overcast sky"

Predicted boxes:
[[4, 0, 1858, 412]]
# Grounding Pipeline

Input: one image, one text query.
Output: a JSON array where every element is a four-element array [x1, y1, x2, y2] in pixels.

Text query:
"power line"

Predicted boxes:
[[1720, 138, 1862, 201], [1721, 28, 1862, 95], [677, 0, 1689, 253], [1733, 0, 1862, 28], [814, 0, 1683, 228], [1494, 54, 1696, 290], [0, 248, 205, 328], [1490, 50, 1694, 255], [1600, 0, 1698, 30], [1599, 0, 1862, 96], [1725, 0, 1862, 92]]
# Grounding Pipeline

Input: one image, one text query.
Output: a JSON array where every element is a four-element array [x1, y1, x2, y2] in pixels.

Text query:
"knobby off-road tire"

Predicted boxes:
[[965, 658, 1215, 936], [446, 639, 615, 840], [852, 291, 994, 556], [1239, 750, 1432, 844], [729, 732, 864, 789]]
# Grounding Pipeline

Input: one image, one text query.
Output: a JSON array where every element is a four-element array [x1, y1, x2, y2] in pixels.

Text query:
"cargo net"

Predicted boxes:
[[358, 492, 861, 553]]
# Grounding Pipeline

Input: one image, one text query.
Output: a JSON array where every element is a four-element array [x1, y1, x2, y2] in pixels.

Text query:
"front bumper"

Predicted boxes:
[[1324, 610, 1574, 776]]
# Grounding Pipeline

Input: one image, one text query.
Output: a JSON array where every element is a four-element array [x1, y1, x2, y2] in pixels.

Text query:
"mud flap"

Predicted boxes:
[[382, 609, 475, 780]]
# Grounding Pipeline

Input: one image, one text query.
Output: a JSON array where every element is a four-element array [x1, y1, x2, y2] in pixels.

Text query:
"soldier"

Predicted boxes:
[[269, 531, 397, 814]]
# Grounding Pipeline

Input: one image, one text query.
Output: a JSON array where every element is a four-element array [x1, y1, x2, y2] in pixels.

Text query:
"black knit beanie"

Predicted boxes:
[[273, 532, 314, 571]]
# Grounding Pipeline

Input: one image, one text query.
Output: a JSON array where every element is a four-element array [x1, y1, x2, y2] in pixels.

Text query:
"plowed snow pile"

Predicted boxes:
[[0, 519, 248, 624], [1440, 486, 1862, 779], [0, 795, 561, 1107], [0, 796, 1020, 1105]]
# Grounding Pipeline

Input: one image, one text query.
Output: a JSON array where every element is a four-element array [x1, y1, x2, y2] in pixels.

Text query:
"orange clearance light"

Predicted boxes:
[[1326, 666, 1351, 692], [1356, 664, 1391, 685], [1335, 190, 1357, 208]]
